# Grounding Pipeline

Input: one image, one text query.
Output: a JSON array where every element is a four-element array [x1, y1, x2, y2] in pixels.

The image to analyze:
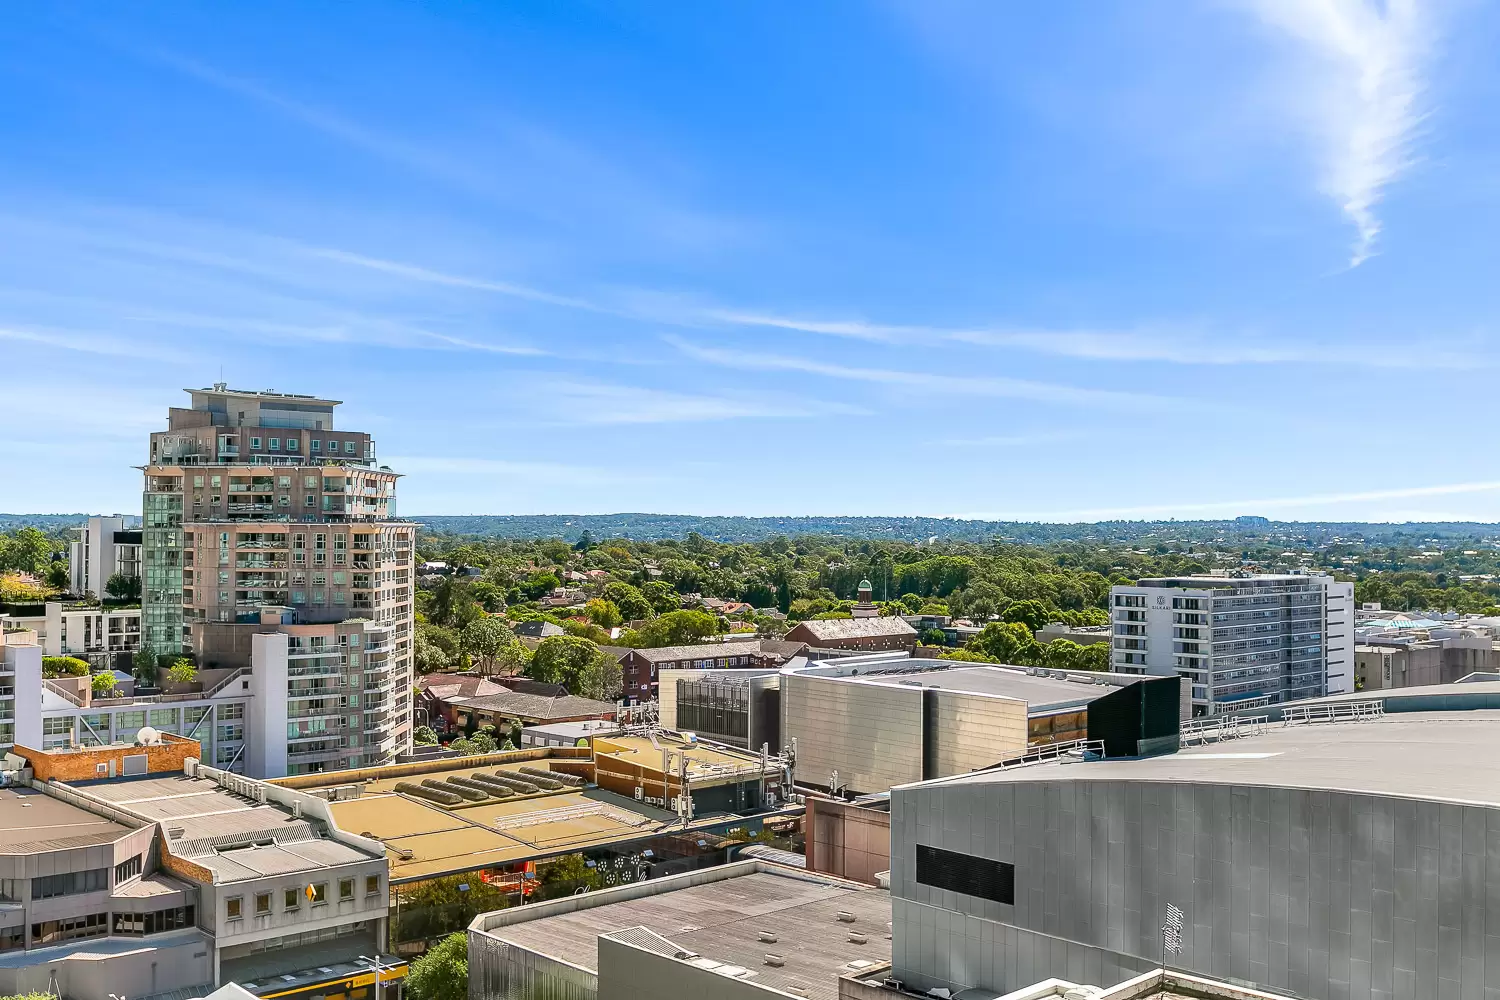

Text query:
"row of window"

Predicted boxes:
[[113, 905, 195, 936], [225, 875, 380, 920], [244, 437, 360, 455], [33, 868, 108, 900]]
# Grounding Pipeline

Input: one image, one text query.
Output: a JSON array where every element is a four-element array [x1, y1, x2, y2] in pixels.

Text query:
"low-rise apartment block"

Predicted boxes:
[[69, 515, 141, 599], [0, 601, 142, 670]]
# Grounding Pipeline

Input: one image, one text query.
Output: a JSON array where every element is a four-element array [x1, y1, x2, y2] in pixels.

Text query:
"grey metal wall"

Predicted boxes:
[[891, 776, 1500, 1000], [468, 928, 597, 1000], [784, 674, 924, 793]]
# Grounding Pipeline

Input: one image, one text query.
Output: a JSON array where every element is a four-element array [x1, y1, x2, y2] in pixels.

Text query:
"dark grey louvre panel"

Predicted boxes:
[[916, 844, 1014, 905]]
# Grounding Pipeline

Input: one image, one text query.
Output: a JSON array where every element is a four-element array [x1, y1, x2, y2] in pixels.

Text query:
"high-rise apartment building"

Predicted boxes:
[[1109, 573, 1354, 716], [139, 386, 414, 775], [69, 515, 142, 597]]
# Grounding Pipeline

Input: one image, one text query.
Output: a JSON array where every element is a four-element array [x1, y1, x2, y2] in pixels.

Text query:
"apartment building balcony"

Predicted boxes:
[[236, 538, 289, 550], [228, 502, 276, 514], [287, 663, 343, 679], [287, 704, 345, 721]]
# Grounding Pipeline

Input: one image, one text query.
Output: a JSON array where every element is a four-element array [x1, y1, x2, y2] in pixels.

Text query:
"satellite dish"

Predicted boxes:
[[137, 726, 161, 746]]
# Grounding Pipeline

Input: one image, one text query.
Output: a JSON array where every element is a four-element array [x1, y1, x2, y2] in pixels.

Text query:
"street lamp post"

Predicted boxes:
[[358, 954, 385, 1000]]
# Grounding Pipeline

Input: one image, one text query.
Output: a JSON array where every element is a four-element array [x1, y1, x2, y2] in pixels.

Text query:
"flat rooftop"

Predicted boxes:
[[313, 759, 718, 882], [795, 658, 1144, 713], [74, 774, 376, 880], [594, 734, 769, 779], [0, 787, 134, 852], [487, 868, 890, 1000], [934, 712, 1500, 806]]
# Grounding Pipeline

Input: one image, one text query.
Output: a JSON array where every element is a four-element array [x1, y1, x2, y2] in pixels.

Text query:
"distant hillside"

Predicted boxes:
[[410, 513, 1500, 546], [0, 513, 137, 531]]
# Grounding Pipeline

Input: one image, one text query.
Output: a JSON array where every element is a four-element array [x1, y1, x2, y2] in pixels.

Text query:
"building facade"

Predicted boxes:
[[69, 515, 141, 598], [0, 602, 143, 669], [782, 616, 918, 653], [886, 712, 1500, 1000], [138, 386, 414, 775], [1110, 573, 1354, 716], [0, 630, 44, 754]]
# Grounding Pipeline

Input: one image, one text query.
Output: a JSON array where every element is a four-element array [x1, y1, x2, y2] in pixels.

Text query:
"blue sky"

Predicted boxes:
[[3, 1, 1500, 521]]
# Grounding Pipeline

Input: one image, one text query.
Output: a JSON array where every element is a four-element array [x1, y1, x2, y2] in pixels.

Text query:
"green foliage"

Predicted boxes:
[[415, 620, 462, 674], [562, 619, 613, 644], [91, 672, 120, 696], [460, 616, 527, 676], [167, 658, 198, 685], [624, 609, 719, 648], [537, 853, 602, 896], [602, 581, 653, 621], [413, 725, 439, 746], [585, 598, 622, 629], [526, 636, 622, 700], [105, 572, 141, 601], [520, 571, 561, 600], [810, 610, 852, 620], [641, 579, 680, 613], [920, 627, 949, 646], [46, 561, 70, 591], [407, 932, 468, 1000], [0, 526, 55, 575], [1001, 598, 1052, 633], [132, 648, 159, 686], [966, 622, 1038, 664], [42, 656, 89, 678]]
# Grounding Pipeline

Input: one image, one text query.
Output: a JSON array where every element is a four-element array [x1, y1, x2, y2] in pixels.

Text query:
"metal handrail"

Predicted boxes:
[[1281, 699, 1385, 726], [981, 738, 1106, 773]]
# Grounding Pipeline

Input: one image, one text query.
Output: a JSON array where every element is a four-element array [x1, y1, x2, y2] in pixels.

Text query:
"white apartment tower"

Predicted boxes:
[[69, 515, 141, 597], [139, 386, 414, 775], [1109, 573, 1354, 717]]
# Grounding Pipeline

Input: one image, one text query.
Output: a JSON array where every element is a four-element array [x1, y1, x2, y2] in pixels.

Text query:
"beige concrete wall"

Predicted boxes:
[[806, 797, 891, 886], [784, 674, 923, 794], [930, 688, 1028, 775]]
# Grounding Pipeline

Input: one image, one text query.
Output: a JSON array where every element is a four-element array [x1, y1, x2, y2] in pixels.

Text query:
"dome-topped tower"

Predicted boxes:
[[852, 578, 878, 618]]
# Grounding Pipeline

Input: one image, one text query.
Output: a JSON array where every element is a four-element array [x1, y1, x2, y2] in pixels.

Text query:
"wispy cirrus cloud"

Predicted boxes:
[[664, 336, 1195, 411], [306, 248, 603, 312], [1239, 0, 1435, 267], [537, 380, 866, 426]]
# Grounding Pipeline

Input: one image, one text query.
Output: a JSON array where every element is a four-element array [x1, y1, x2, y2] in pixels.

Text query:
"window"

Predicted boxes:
[[284, 887, 301, 910], [193, 476, 205, 488], [32, 869, 108, 899], [279, 496, 291, 507], [305, 476, 317, 489], [365, 875, 380, 897], [307, 495, 316, 507], [339, 878, 355, 901], [211, 475, 222, 488], [916, 845, 1014, 906], [115, 855, 143, 884], [345, 441, 356, 454], [32, 913, 107, 944], [310, 882, 327, 905], [311, 439, 321, 452], [251, 437, 262, 449], [226, 897, 243, 919], [256, 892, 271, 915], [286, 438, 299, 452], [149, 708, 178, 729], [43, 717, 72, 736], [0, 927, 22, 952], [0, 878, 22, 903], [327, 441, 338, 453], [113, 906, 195, 936], [220, 704, 244, 721], [116, 710, 146, 731], [268, 438, 280, 451], [279, 476, 292, 488]]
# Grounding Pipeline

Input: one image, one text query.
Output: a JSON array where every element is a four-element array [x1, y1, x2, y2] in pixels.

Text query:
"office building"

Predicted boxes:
[[781, 653, 1183, 796], [140, 385, 414, 775], [1110, 573, 1354, 716], [658, 666, 785, 751], [69, 515, 141, 598], [617, 639, 807, 706], [884, 708, 1500, 1000], [0, 736, 400, 1000], [467, 860, 891, 1000]]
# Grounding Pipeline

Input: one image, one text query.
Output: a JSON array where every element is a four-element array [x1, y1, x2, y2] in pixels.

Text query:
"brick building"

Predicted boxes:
[[782, 616, 917, 653]]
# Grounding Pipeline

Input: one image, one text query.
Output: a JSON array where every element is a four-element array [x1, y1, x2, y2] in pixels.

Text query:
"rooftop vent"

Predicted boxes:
[[847, 931, 867, 944], [673, 950, 699, 961], [758, 931, 778, 943], [836, 911, 856, 923], [764, 954, 785, 967]]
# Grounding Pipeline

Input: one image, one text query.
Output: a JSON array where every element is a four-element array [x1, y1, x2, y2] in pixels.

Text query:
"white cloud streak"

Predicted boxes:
[[537, 381, 866, 426], [665, 336, 1196, 411], [1241, 0, 1434, 267]]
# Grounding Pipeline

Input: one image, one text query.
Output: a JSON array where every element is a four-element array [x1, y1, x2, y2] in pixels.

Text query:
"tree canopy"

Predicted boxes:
[[407, 932, 468, 1000]]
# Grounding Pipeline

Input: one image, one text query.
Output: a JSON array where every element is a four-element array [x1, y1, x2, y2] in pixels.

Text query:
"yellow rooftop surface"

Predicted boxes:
[[296, 752, 726, 882], [594, 734, 768, 778]]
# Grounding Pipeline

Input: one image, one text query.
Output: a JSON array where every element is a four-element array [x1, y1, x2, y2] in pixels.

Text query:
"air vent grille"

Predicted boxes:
[[916, 844, 1014, 905]]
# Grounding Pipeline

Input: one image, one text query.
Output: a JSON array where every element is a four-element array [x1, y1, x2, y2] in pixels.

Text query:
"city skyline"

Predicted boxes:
[[3, 3, 1498, 521]]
